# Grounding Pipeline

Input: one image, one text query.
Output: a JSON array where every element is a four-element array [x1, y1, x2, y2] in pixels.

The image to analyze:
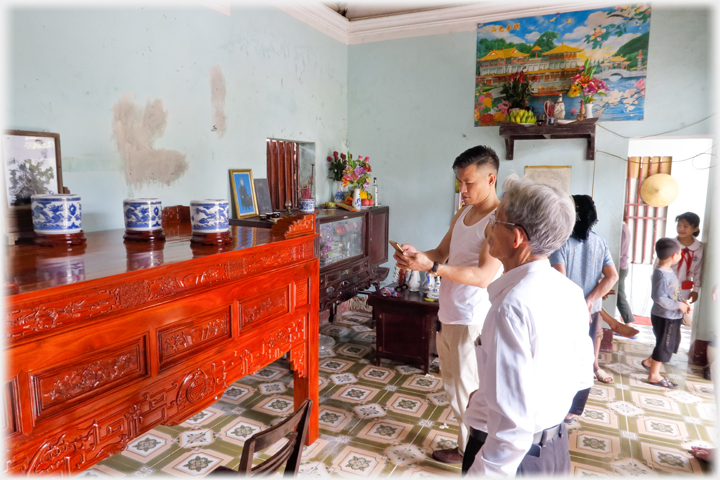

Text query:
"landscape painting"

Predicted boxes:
[[475, 4, 650, 126]]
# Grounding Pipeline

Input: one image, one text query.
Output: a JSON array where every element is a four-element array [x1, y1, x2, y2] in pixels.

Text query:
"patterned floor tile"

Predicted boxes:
[[220, 383, 255, 404], [318, 405, 354, 433], [299, 461, 333, 477], [357, 418, 414, 444], [437, 407, 458, 426], [337, 343, 373, 358], [396, 365, 424, 375], [579, 405, 619, 428], [631, 391, 682, 414], [385, 444, 426, 466], [121, 430, 174, 463], [181, 406, 224, 427], [249, 366, 288, 381], [695, 401, 718, 421], [686, 380, 715, 399], [570, 463, 614, 477], [258, 381, 287, 395], [252, 395, 295, 416], [179, 428, 215, 448], [220, 417, 266, 447], [422, 429, 458, 457], [399, 465, 458, 477], [385, 393, 429, 418], [331, 445, 387, 476], [588, 384, 616, 402], [426, 391, 450, 406], [160, 449, 233, 477], [331, 384, 381, 404], [331, 372, 359, 385], [569, 430, 621, 458], [641, 443, 702, 474], [610, 457, 655, 476], [354, 331, 377, 344], [666, 389, 704, 404], [608, 400, 645, 417], [636, 415, 690, 440], [357, 364, 395, 384], [354, 403, 387, 419], [319, 358, 354, 373], [75, 464, 126, 477], [402, 374, 443, 392]]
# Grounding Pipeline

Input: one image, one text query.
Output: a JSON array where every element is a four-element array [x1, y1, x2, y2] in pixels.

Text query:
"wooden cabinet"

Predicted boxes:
[[367, 287, 438, 374], [231, 207, 389, 313], [3, 222, 319, 476]]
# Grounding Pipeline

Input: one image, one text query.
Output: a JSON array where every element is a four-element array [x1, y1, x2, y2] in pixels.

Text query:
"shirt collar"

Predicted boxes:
[[677, 237, 702, 251], [487, 258, 551, 302]]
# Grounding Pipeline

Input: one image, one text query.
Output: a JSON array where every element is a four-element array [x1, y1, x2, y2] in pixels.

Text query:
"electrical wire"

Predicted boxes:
[[596, 114, 715, 139]]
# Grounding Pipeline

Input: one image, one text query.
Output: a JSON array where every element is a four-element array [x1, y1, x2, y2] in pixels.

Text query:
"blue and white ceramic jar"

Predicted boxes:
[[31, 194, 82, 235], [123, 198, 162, 231], [299, 198, 315, 213], [190, 199, 230, 233]]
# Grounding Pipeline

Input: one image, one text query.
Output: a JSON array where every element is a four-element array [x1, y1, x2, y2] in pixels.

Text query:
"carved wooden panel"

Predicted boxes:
[[295, 278, 309, 307], [3, 379, 19, 436], [158, 307, 232, 370], [31, 336, 149, 421], [240, 287, 290, 328], [5, 237, 315, 343]]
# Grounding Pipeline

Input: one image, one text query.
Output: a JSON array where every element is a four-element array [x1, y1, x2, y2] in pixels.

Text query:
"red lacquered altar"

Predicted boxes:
[[3, 217, 319, 475]]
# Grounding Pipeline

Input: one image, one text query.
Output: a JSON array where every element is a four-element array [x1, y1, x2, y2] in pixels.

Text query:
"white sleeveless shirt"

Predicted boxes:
[[438, 206, 499, 326]]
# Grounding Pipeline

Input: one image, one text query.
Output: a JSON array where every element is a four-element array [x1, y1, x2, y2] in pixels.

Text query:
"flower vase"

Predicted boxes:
[[334, 181, 345, 203], [352, 188, 362, 209], [583, 102, 594, 119]]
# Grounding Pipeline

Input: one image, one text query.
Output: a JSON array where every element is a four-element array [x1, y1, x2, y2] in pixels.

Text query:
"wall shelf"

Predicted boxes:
[[499, 117, 598, 160]]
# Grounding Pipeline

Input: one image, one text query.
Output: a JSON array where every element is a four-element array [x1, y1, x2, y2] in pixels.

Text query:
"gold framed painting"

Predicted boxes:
[[229, 169, 258, 218]]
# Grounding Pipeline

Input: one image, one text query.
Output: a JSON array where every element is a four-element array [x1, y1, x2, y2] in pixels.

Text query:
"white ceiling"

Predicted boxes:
[[321, 2, 472, 20]]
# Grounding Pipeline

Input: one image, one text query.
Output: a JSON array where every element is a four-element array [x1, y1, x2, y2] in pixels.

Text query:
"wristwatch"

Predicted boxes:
[[428, 261, 440, 277]]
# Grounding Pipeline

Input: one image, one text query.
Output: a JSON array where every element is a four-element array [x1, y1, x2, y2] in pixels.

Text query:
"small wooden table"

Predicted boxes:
[[367, 286, 438, 373]]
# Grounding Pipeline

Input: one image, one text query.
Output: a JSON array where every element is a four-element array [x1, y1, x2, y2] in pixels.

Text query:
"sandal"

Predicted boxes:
[[594, 368, 613, 383], [648, 377, 678, 389], [641, 360, 651, 371]]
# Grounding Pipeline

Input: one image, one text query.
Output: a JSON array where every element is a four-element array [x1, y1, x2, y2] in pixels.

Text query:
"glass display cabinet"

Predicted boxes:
[[230, 206, 389, 314]]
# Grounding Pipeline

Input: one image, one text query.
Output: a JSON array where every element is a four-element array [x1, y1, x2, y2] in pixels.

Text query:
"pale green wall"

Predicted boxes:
[[348, 7, 715, 339], [7, 6, 347, 231]]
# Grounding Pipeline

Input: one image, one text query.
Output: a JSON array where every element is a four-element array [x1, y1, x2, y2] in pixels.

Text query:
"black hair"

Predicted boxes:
[[570, 194, 598, 241], [452, 145, 500, 173], [656, 237, 681, 260], [676, 212, 701, 237]]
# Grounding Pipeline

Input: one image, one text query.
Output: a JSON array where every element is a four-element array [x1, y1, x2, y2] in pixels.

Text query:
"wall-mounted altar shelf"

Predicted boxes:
[[499, 117, 598, 160]]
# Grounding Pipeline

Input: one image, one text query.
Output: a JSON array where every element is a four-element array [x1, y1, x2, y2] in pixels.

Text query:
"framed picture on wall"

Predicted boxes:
[[229, 169, 258, 218], [2, 130, 63, 208]]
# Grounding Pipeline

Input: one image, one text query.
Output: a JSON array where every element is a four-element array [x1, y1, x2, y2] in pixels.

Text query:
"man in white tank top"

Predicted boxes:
[[394, 146, 503, 464]]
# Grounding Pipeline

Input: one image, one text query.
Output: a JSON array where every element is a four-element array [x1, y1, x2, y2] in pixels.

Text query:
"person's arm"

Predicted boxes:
[[395, 208, 502, 288], [468, 309, 535, 476], [585, 265, 619, 311], [435, 240, 502, 288], [689, 245, 704, 301]]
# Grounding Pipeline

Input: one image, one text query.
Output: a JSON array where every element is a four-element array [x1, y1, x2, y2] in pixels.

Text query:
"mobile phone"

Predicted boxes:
[[389, 240, 405, 255]]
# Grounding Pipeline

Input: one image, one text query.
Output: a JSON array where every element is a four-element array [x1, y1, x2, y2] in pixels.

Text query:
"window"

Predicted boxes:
[[266, 139, 299, 211]]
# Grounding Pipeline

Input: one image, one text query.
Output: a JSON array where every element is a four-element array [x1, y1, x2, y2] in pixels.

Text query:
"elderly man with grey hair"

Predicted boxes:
[[462, 174, 594, 477]]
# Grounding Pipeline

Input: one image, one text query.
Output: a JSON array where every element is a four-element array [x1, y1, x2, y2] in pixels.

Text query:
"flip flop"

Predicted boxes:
[[594, 368, 613, 383], [648, 377, 677, 389]]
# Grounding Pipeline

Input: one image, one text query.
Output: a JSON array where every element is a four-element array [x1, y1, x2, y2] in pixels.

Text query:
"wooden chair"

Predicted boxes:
[[209, 399, 313, 476]]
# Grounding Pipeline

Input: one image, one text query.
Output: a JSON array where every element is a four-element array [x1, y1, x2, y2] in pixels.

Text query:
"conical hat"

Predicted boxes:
[[640, 173, 679, 207]]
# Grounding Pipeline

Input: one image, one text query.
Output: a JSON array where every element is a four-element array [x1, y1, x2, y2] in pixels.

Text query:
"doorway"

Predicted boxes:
[[624, 137, 712, 319]]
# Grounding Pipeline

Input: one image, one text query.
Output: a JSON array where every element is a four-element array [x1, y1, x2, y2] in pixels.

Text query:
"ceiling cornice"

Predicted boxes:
[[275, 1, 623, 45]]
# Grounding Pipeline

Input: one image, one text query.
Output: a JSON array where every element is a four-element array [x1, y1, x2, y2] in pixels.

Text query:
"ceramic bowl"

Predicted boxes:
[[31, 194, 82, 235], [123, 198, 162, 231], [190, 199, 230, 233]]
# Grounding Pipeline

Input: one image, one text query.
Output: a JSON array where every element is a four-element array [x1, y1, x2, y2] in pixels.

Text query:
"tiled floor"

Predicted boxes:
[[92, 311, 716, 477]]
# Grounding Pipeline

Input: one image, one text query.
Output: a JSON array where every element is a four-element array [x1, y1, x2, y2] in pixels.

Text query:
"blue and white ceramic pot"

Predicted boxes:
[[123, 198, 163, 231], [334, 181, 345, 203], [31, 194, 82, 235], [299, 198, 315, 213], [190, 199, 230, 233]]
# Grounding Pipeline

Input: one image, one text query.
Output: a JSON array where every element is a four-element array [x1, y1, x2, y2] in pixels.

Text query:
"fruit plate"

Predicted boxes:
[[517, 122, 536, 126]]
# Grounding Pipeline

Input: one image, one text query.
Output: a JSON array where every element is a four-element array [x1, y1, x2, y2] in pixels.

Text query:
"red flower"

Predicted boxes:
[[340, 153, 346, 160], [364, 156, 370, 162], [327, 156, 332, 162], [532, 76, 538, 82], [480, 113, 495, 125]]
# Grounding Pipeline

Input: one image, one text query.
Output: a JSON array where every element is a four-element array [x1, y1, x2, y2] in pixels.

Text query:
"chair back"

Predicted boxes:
[[213, 399, 312, 477]]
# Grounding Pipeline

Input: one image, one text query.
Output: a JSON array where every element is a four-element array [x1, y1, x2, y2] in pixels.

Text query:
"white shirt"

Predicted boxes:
[[439, 206, 500, 326], [672, 237, 704, 293], [464, 259, 594, 477]]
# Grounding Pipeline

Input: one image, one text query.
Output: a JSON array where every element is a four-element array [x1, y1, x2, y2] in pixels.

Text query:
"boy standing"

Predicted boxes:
[[641, 238, 691, 389]]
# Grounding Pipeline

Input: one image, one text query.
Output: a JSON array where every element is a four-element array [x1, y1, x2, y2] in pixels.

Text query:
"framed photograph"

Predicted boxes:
[[523, 166, 572, 193], [229, 169, 258, 218], [253, 178, 273, 214], [2, 130, 63, 207]]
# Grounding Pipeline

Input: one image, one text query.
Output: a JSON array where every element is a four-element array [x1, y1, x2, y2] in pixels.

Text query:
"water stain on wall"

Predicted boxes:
[[111, 92, 188, 186], [209, 65, 227, 137]]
